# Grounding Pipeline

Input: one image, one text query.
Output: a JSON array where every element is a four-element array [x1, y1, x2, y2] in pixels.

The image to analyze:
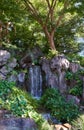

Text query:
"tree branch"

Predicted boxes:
[[50, 0, 68, 39], [50, 0, 57, 22], [55, 0, 68, 28], [45, 0, 57, 28], [23, 0, 50, 39], [23, 0, 44, 26], [45, 0, 57, 22], [45, 0, 51, 9]]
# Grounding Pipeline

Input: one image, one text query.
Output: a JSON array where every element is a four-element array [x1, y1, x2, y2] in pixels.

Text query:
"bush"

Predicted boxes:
[[40, 88, 79, 122], [65, 70, 83, 96], [66, 54, 84, 67], [0, 80, 53, 130]]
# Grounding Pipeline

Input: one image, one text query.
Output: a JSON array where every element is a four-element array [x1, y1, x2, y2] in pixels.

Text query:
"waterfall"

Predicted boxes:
[[28, 66, 42, 98]]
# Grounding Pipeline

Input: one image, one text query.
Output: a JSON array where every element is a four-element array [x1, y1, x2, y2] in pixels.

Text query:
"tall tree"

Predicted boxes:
[[23, 0, 84, 51]]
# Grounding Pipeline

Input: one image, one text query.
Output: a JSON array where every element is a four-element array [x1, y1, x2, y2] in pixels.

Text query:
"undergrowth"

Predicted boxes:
[[0, 80, 53, 130]]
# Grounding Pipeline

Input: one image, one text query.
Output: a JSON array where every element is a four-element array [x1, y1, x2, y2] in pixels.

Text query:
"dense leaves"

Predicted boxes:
[[0, 80, 52, 130], [65, 70, 83, 96], [40, 88, 79, 122], [0, 0, 84, 53]]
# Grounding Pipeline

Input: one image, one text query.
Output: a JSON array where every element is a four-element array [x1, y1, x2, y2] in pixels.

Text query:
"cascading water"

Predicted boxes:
[[28, 66, 42, 98]]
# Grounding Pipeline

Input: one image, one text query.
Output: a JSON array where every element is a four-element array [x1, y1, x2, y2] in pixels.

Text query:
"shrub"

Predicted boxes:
[[0, 80, 53, 130], [65, 70, 83, 96], [40, 88, 79, 122]]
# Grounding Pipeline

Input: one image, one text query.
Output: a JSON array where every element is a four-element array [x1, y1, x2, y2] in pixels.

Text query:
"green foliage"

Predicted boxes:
[[67, 54, 84, 67], [40, 88, 79, 122], [0, 80, 53, 130], [1, 0, 84, 54], [69, 86, 82, 96], [47, 49, 58, 59], [76, 55, 84, 67], [65, 71, 73, 80], [66, 70, 83, 96], [71, 115, 84, 130], [0, 81, 15, 100]]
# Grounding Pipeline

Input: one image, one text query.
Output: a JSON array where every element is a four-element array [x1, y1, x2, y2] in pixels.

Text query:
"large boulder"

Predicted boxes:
[[0, 50, 10, 66], [50, 55, 70, 71], [40, 55, 70, 94], [8, 72, 26, 89], [17, 72, 25, 83], [50, 55, 70, 94], [66, 95, 80, 105], [0, 50, 17, 80], [17, 72, 26, 88], [69, 62, 80, 73], [41, 57, 58, 89], [8, 58, 17, 69], [8, 74, 18, 82], [0, 118, 37, 130]]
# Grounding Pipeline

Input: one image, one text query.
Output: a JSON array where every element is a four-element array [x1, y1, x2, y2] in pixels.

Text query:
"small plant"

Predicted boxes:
[[47, 49, 58, 59], [69, 86, 82, 96], [65, 71, 73, 80], [40, 88, 79, 122]]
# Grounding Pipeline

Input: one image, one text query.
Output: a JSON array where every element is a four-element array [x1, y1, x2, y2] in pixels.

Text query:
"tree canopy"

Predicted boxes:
[[0, 0, 84, 54], [23, 0, 84, 51]]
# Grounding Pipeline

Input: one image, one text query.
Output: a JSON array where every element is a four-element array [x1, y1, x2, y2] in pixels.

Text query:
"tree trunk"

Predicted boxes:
[[48, 35, 56, 50], [43, 25, 56, 50]]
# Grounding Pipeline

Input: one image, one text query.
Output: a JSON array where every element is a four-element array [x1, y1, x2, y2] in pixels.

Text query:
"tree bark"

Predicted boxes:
[[48, 35, 56, 50], [43, 25, 56, 50]]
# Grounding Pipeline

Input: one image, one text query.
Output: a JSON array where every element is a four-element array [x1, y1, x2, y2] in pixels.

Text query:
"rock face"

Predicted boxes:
[[50, 55, 69, 70], [50, 55, 69, 94], [20, 46, 43, 68], [17, 72, 26, 88], [40, 55, 70, 94], [66, 95, 80, 105], [0, 50, 26, 88], [0, 50, 10, 66], [69, 62, 80, 73], [0, 50, 17, 80], [41, 57, 58, 89], [0, 118, 37, 130]]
